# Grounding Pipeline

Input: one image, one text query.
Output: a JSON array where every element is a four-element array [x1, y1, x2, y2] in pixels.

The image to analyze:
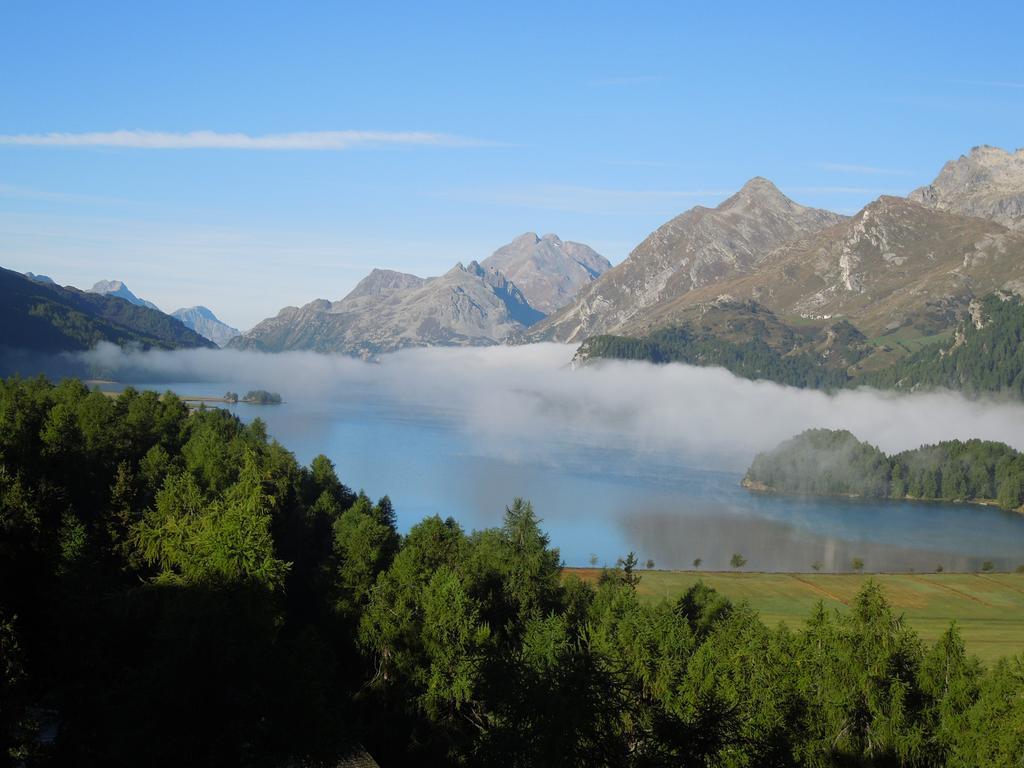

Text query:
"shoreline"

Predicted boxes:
[[563, 566, 1024, 577], [740, 476, 1024, 515]]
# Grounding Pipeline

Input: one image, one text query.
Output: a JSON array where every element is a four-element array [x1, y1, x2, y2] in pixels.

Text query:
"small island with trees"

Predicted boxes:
[[744, 428, 1024, 512], [223, 389, 283, 405]]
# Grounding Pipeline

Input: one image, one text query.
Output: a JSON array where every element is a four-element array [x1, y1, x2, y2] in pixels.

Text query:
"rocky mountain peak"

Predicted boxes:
[[510, 232, 541, 247], [88, 279, 161, 312], [718, 177, 803, 217], [170, 305, 240, 347], [522, 180, 845, 343], [480, 232, 611, 314], [909, 144, 1024, 229], [344, 268, 426, 300], [737, 176, 782, 196]]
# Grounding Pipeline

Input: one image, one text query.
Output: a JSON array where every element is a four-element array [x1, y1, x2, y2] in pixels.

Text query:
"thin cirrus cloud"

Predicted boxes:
[[0, 129, 494, 150], [817, 162, 913, 176], [951, 79, 1024, 90], [438, 183, 731, 215], [589, 75, 664, 87]]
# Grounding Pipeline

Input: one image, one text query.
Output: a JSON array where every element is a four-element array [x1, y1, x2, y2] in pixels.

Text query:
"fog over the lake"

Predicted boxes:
[[79, 342, 1024, 471]]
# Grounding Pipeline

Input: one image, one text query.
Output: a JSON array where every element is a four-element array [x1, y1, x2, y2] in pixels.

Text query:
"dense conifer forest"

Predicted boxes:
[[1, 378, 1023, 766], [582, 293, 1024, 398], [580, 326, 852, 390]]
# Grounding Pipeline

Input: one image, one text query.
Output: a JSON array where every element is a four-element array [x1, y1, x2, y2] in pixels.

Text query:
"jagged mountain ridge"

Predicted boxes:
[[522, 178, 847, 343], [230, 259, 540, 355], [171, 306, 241, 347], [231, 232, 608, 355], [620, 196, 1024, 343], [481, 233, 611, 314], [910, 145, 1024, 230]]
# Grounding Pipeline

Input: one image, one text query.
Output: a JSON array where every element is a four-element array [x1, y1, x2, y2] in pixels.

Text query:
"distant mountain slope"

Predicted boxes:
[[860, 293, 1024, 395], [0, 266, 215, 352], [24, 272, 55, 285], [481, 232, 611, 314], [231, 232, 602, 355], [576, 299, 869, 390], [522, 178, 846, 343], [910, 145, 1024, 230], [171, 306, 240, 347], [89, 279, 162, 312], [625, 197, 1024, 340], [230, 259, 544, 356]]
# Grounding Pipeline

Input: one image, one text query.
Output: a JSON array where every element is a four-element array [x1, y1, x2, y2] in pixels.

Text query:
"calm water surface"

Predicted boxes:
[[111, 379, 1024, 573]]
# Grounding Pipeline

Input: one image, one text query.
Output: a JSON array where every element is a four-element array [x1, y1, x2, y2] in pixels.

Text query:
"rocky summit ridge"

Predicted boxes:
[[522, 177, 846, 343], [909, 145, 1024, 230], [230, 232, 609, 356]]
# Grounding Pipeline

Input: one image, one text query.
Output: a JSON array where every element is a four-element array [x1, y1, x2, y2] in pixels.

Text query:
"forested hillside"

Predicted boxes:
[[579, 327, 853, 389], [746, 428, 1024, 511], [861, 294, 1024, 395], [582, 293, 1024, 398], [0, 266, 215, 353], [1, 378, 1022, 766]]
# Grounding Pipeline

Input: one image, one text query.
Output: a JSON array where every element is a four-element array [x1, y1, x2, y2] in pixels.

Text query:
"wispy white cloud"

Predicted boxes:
[[590, 75, 664, 87], [817, 162, 913, 176], [791, 185, 907, 195], [0, 181, 135, 205], [0, 129, 493, 150], [951, 79, 1024, 89], [437, 184, 729, 215], [600, 159, 689, 169]]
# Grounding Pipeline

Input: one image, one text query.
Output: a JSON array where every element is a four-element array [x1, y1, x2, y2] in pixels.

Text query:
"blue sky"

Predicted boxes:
[[2, 1, 1023, 328]]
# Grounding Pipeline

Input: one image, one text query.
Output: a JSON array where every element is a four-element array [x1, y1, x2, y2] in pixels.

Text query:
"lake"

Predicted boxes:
[[97, 361, 1024, 574]]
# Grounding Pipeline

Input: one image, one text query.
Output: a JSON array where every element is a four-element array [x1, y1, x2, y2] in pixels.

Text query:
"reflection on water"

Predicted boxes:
[[109, 379, 1024, 573]]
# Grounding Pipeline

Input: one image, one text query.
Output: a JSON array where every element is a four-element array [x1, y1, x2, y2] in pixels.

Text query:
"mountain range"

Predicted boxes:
[[88, 280, 240, 346], [7, 144, 1024, 393], [542, 145, 1024, 391], [520, 178, 846, 344], [230, 233, 611, 355], [0, 267, 215, 353]]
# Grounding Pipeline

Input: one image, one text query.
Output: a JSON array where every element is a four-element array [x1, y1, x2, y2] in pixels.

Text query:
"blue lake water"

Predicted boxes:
[[107, 377, 1024, 573]]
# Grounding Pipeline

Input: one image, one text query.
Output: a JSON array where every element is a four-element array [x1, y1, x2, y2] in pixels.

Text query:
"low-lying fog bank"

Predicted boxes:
[[74, 342, 1024, 472]]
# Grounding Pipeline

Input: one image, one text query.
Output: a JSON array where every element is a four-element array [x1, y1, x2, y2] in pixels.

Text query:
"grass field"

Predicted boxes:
[[566, 569, 1024, 665]]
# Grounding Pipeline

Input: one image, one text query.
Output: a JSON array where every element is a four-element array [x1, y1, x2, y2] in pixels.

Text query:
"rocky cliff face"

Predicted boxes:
[[231, 233, 602, 356], [481, 232, 611, 314], [909, 145, 1024, 230], [234, 269, 509, 356], [522, 178, 846, 343], [170, 306, 240, 347], [230, 259, 537, 356], [623, 196, 1024, 340]]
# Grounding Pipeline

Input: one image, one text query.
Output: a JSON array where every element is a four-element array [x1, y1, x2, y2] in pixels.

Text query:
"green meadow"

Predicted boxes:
[[568, 569, 1024, 665]]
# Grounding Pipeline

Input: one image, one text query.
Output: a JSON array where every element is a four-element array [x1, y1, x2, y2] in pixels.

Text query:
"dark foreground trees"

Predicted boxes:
[[1, 377, 1022, 766]]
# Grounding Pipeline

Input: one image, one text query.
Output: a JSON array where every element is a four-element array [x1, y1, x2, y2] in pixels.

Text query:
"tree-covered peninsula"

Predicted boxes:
[[745, 428, 1024, 512], [1, 378, 1022, 765]]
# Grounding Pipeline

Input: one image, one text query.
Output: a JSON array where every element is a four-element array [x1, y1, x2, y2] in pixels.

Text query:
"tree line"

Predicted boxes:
[[1, 378, 1022, 766], [582, 293, 1024, 398], [746, 428, 1024, 511], [580, 325, 852, 390]]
